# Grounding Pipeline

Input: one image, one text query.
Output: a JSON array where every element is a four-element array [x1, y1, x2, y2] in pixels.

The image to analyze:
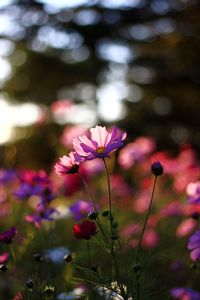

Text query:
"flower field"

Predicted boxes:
[[0, 125, 200, 300]]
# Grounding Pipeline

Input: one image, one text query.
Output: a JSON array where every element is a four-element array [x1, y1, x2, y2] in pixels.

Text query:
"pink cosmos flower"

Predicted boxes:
[[54, 152, 82, 176], [73, 125, 126, 160], [176, 219, 197, 238]]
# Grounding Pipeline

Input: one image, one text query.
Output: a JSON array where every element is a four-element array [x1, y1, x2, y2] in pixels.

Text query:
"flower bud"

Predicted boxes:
[[133, 262, 141, 273], [0, 264, 8, 272], [110, 235, 118, 240], [64, 254, 72, 262], [151, 161, 163, 176], [88, 211, 98, 220], [26, 278, 34, 289], [112, 222, 118, 228], [102, 210, 110, 217], [90, 264, 98, 272], [44, 286, 55, 296], [33, 253, 43, 262]]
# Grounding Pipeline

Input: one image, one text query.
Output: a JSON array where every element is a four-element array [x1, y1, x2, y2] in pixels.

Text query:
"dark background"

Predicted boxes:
[[0, 0, 200, 169]]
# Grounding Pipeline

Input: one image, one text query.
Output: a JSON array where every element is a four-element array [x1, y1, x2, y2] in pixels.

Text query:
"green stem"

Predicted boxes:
[[79, 173, 98, 213], [103, 158, 113, 233], [135, 175, 158, 300], [10, 245, 16, 263], [79, 173, 109, 246], [138, 176, 157, 249]]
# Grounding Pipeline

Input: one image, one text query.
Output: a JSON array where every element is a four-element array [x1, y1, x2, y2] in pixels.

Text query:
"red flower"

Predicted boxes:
[[73, 220, 97, 240], [12, 292, 23, 300]]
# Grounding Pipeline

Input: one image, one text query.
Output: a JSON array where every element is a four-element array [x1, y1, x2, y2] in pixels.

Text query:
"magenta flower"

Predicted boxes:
[[54, 151, 82, 176], [73, 125, 126, 160], [0, 252, 9, 264], [0, 226, 17, 244]]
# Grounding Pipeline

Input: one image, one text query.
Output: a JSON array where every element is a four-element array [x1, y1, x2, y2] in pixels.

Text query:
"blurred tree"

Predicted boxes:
[[0, 0, 200, 167]]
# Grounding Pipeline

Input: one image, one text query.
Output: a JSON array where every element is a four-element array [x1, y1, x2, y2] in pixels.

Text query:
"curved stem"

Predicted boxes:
[[79, 173, 109, 246], [79, 173, 98, 213], [138, 176, 157, 249], [10, 245, 16, 263], [103, 158, 113, 233]]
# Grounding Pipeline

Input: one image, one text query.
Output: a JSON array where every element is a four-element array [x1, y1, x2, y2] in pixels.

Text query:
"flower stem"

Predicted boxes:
[[103, 158, 113, 233], [79, 173, 109, 246], [138, 175, 157, 249], [10, 245, 16, 263], [135, 175, 158, 300], [79, 173, 98, 213]]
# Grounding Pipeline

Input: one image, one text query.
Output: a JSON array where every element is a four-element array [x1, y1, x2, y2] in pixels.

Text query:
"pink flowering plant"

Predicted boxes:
[[1, 125, 200, 299]]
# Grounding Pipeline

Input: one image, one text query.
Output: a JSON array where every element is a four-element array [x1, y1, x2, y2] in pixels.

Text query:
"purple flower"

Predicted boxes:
[[14, 183, 42, 200], [0, 226, 17, 244], [188, 230, 200, 261], [73, 125, 126, 160], [171, 287, 200, 300], [0, 169, 16, 184], [70, 200, 93, 221], [25, 208, 57, 228]]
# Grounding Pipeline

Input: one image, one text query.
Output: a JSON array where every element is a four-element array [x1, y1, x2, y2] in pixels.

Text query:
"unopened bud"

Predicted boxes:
[[102, 210, 109, 217], [0, 264, 8, 272], [88, 211, 98, 220], [26, 278, 34, 289], [44, 286, 55, 296], [151, 161, 163, 176], [64, 254, 72, 262], [33, 253, 43, 262]]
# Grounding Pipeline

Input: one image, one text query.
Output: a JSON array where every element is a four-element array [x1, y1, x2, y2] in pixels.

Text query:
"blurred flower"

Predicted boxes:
[[57, 286, 87, 299], [25, 208, 57, 228], [45, 247, 70, 264], [118, 137, 155, 169], [142, 229, 159, 248], [80, 159, 104, 177], [171, 287, 200, 300], [73, 220, 97, 239], [55, 152, 82, 176], [73, 125, 126, 160], [70, 200, 93, 221], [60, 125, 88, 149], [186, 182, 200, 204], [0, 169, 16, 184], [176, 219, 197, 238], [0, 226, 17, 244], [14, 183, 42, 200], [98, 282, 132, 300], [188, 230, 200, 262], [110, 175, 132, 200], [19, 169, 49, 185], [160, 201, 183, 218], [120, 223, 141, 240], [0, 252, 9, 264], [12, 292, 23, 300]]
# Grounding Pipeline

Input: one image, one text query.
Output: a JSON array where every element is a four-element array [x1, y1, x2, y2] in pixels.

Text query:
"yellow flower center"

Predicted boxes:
[[96, 147, 105, 153]]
